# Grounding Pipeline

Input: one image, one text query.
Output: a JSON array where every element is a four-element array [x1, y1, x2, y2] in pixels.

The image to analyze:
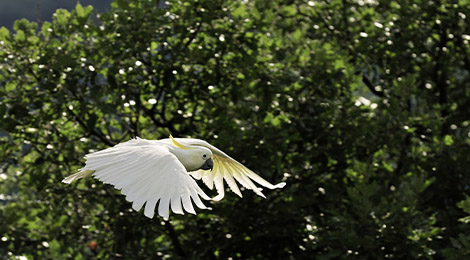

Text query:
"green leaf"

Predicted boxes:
[[6, 82, 16, 92], [0, 26, 10, 40], [459, 216, 470, 224], [272, 116, 281, 127], [14, 30, 25, 41], [76, 3, 86, 18], [40, 22, 52, 37], [264, 113, 282, 127], [282, 5, 297, 16], [114, 0, 130, 9], [292, 29, 302, 41], [232, 4, 246, 18], [457, 196, 470, 214], [264, 112, 274, 123], [444, 135, 454, 146], [334, 59, 345, 70], [54, 9, 71, 26], [236, 72, 245, 79], [28, 35, 39, 44]]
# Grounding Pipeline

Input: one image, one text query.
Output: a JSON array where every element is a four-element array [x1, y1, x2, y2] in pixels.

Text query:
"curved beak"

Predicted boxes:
[[201, 158, 214, 171]]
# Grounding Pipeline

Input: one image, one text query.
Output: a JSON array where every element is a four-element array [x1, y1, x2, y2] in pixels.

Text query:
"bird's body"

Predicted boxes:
[[62, 136, 286, 218]]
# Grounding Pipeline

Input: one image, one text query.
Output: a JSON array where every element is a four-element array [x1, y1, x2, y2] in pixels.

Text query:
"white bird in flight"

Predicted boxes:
[[62, 135, 286, 218]]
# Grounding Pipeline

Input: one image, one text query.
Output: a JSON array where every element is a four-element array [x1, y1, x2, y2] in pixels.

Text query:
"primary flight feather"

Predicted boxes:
[[62, 135, 286, 218]]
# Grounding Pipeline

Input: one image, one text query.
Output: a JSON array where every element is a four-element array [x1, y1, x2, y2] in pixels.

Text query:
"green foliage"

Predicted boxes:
[[1, 0, 470, 259], [456, 196, 470, 224]]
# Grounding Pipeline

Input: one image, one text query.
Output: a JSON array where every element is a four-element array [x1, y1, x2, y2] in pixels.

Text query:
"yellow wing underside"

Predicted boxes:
[[190, 153, 285, 201]]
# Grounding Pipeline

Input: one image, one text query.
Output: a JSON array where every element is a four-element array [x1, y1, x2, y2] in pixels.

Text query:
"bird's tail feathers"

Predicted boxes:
[[62, 169, 95, 184]]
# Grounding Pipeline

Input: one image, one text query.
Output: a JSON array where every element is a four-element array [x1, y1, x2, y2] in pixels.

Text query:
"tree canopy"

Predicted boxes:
[[1, 0, 470, 259]]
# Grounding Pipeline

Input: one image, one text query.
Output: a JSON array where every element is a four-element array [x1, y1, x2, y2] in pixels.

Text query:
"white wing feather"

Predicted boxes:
[[79, 138, 210, 219]]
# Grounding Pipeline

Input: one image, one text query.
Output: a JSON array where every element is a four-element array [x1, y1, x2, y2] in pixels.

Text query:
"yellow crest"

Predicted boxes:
[[169, 135, 193, 150]]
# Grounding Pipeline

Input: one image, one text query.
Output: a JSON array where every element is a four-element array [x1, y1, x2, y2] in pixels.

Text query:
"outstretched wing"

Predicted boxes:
[[175, 138, 286, 201], [81, 138, 210, 219]]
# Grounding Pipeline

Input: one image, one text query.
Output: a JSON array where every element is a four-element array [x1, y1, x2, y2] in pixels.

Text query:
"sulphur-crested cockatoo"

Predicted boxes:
[[62, 135, 286, 218]]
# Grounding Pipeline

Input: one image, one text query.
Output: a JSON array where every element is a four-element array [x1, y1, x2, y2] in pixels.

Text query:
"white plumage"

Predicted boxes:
[[62, 136, 286, 218]]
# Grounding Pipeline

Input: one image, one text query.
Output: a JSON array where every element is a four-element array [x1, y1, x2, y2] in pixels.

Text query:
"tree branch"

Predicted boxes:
[[67, 108, 115, 147], [164, 220, 187, 258], [362, 74, 385, 97]]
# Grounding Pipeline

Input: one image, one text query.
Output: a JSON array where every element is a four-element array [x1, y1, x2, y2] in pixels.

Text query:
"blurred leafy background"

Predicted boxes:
[[0, 0, 113, 30], [1, 0, 470, 259]]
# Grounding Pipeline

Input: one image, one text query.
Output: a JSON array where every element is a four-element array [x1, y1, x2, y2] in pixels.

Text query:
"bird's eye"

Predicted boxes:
[[202, 154, 207, 158]]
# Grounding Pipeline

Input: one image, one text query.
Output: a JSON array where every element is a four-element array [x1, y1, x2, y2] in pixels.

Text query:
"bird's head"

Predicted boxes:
[[191, 146, 214, 171], [169, 135, 213, 172]]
